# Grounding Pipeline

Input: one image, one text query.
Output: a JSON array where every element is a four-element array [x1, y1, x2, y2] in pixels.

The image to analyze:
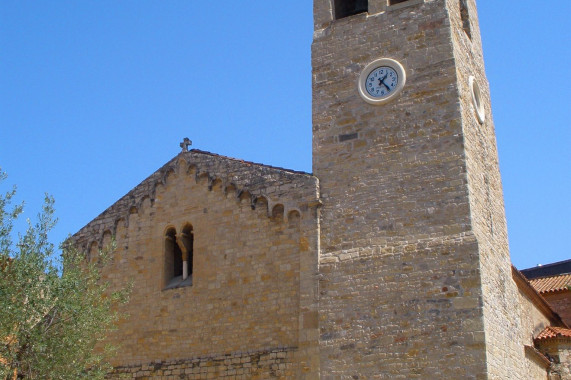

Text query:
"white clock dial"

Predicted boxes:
[[469, 76, 485, 123], [365, 66, 399, 98], [358, 58, 406, 105]]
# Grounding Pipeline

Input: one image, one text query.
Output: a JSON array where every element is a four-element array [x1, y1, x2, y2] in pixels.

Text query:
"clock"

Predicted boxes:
[[358, 58, 406, 105], [469, 76, 485, 123]]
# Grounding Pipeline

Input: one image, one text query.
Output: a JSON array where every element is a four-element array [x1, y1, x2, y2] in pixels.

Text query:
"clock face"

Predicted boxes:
[[365, 66, 399, 99], [469, 76, 485, 123], [358, 58, 406, 105]]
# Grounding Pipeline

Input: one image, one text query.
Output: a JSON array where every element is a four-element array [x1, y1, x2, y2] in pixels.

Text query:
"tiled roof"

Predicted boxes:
[[189, 149, 313, 176], [511, 266, 566, 327], [535, 326, 571, 342], [529, 274, 571, 294]]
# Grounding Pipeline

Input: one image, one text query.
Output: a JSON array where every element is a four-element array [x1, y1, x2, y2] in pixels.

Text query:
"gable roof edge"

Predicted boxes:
[[72, 150, 320, 249], [512, 265, 568, 328]]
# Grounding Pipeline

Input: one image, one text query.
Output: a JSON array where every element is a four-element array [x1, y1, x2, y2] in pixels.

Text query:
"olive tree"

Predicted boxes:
[[0, 171, 129, 379]]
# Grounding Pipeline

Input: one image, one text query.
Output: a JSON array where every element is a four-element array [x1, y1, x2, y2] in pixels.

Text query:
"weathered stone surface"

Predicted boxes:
[[312, 0, 542, 378], [74, 151, 321, 378], [107, 347, 297, 380], [73, 0, 566, 378]]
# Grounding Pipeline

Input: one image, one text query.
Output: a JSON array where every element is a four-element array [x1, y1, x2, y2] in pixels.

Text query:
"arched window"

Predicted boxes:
[[459, 0, 472, 39], [164, 225, 193, 289], [334, 0, 368, 20]]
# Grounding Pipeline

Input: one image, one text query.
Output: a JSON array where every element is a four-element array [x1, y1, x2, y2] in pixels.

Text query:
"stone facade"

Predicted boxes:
[[74, 151, 321, 378], [513, 268, 568, 379], [74, 0, 569, 378], [540, 341, 571, 380], [312, 0, 522, 378], [110, 348, 297, 380]]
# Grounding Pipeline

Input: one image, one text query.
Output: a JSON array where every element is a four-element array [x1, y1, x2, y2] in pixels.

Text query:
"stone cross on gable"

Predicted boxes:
[[180, 138, 192, 152]]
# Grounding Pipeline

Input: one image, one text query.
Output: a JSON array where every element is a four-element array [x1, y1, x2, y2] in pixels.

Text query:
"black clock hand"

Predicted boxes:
[[378, 74, 391, 91], [381, 81, 391, 91]]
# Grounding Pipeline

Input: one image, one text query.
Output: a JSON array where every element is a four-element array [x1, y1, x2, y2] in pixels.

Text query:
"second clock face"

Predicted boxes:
[[365, 66, 399, 99]]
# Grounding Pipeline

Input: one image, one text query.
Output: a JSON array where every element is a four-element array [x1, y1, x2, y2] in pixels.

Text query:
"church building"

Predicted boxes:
[[73, 0, 571, 378]]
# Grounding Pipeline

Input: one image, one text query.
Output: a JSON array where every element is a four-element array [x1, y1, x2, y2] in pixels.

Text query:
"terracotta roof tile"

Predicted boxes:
[[529, 274, 571, 294], [535, 326, 571, 342]]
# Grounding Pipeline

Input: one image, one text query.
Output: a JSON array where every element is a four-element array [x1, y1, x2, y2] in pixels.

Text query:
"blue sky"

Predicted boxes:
[[0, 1, 569, 270]]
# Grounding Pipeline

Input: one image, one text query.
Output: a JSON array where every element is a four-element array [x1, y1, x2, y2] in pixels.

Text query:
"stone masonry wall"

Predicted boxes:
[[448, 0, 529, 377], [107, 347, 297, 380], [544, 292, 571, 327], [69, 0, 560, 377], [523, 346, 551, 380], [312, 0, 488, 377], [513, 268, 570, 379], [74, 150, 321, 378], [541, 341, 571, 380], [515, 282, 553, 378]]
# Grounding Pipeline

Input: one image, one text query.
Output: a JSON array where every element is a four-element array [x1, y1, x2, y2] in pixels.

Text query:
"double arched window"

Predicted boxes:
[[164, 224, 194, 289]]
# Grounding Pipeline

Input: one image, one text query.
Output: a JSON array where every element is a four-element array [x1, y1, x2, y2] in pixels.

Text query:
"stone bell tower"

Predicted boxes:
[[313, 0, 523, 378]]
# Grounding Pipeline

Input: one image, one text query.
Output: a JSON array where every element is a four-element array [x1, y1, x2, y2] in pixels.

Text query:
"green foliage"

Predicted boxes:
[[0, 170, 130, 380]]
